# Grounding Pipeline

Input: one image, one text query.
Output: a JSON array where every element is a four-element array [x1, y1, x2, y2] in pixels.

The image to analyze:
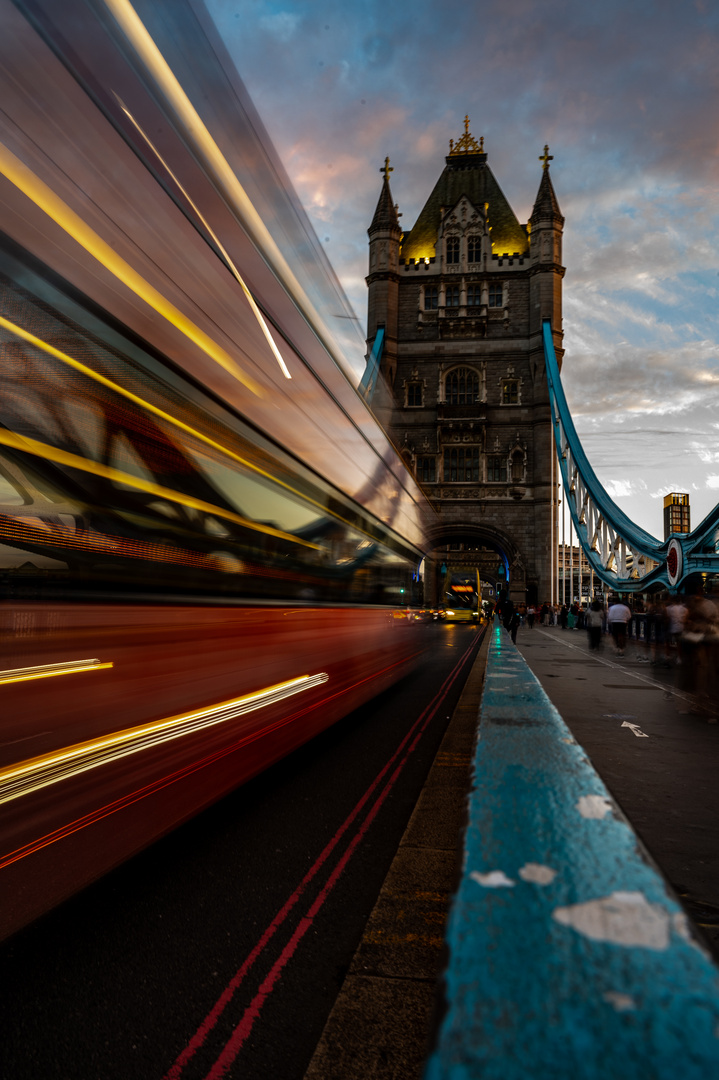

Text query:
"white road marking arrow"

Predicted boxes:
[[621, 721, 649, 738]]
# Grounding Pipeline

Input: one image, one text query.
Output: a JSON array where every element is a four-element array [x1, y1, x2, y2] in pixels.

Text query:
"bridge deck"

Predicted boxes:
[[426, 622, 719, 1080], [517, 622, 719, 952]]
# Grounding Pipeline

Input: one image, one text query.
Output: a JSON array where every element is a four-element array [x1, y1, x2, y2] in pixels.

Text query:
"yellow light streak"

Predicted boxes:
[[0, 314, 398, 553], [0, 312, 271, 473], [0, 672, 329, 806], [0, 428, 319, 550], [0, 659, 113, 686], [115, 95, 291, 380], [0, 141, 262, 397], [103, 0, 359, 384]]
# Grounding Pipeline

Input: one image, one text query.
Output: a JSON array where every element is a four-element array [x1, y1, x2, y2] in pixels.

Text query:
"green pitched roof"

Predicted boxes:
[[401, 153, 529, 262]]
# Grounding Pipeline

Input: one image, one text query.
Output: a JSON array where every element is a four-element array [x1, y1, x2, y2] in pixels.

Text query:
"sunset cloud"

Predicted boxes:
[[208, 0, 719, 536]]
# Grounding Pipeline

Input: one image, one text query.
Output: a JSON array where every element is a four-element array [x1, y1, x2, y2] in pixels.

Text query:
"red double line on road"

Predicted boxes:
[[164, 630, 483, 1080]]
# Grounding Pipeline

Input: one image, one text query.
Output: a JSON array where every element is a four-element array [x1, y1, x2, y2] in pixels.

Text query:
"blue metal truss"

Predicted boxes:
[[358, 328, 384, 404], [543, 320, 719, 592]]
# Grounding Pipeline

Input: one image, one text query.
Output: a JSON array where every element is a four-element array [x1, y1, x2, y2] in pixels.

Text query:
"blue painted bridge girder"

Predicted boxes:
[[543, 319, 719, 591], [359, 327, 384, 404]]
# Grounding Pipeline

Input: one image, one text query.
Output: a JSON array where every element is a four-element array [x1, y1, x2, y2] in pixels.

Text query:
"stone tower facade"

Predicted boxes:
[[366, 122, 564, 604]]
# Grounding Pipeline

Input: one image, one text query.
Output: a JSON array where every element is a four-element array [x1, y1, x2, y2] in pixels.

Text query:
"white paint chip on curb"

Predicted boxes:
[[672, 911, 711, 958], [576, 794, 614, 820], [470, 870, 515, 888], [552, 891, 670, 950], [518, 863, 557, 885], [603, 991, 637, 1012]]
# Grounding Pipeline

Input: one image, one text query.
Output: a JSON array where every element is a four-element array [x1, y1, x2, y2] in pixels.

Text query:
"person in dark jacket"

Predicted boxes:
[[495, 590, 520, 644], [586, 600, 604, 650]]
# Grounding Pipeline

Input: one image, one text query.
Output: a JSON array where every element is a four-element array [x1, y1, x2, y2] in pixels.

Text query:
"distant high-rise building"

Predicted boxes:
[[663, 493, 690, 539]]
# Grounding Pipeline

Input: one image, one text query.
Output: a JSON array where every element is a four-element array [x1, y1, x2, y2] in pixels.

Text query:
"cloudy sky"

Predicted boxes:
[[206, 0, 719, 540]]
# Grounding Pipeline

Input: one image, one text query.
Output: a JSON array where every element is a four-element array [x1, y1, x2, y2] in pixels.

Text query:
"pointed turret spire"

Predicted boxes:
[[530, 145, 563, 226], [369, 157, 401, 233]]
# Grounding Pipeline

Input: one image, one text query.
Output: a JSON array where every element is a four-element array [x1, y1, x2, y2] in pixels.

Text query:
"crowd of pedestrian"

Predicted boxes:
[[491, 582, 719, 721]]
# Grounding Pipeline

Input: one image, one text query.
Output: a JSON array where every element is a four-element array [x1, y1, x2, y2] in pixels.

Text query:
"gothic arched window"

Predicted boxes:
[[407, 382, 423, 407], [446, 285, 460, 307], [510, 449, 524, 483], [488, 283, 503, 307], [487, 456, 507, 482], [416, 456, 436, 484], [446, 367, 479, 405], [467, 235, 481, 263], [424, 286, 438, 310], [443, 447, 479, 482], [466, 284, 481, 306], [502, 379, 519, 405], [446, 236, 460, 264]]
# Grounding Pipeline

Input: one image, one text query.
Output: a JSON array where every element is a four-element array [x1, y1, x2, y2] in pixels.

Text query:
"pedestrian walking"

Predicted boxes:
[[679, 585, 719, 718], [606, 596, 632, 656], [586, 599, 604, 650], [495, 590, 520, 644]]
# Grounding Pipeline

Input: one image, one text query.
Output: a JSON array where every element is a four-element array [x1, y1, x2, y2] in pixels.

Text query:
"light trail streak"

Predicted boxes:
[[103, 0, 360, 385], [0, 658, 113, 686], [0, 314, 384, 549], [0, 140, 262, 397], [114, 95, 292, 380], [0, 673, 329, 807], [0, 428, 320, 550], [163, 632, 483, 1079]]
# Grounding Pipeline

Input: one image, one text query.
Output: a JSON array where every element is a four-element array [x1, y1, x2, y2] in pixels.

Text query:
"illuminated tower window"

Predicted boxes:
[[502, 379, 519, 404]]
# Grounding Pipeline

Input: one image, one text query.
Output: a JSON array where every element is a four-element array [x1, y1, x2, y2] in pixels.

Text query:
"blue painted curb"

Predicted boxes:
[[425, 625, 719, 1080]]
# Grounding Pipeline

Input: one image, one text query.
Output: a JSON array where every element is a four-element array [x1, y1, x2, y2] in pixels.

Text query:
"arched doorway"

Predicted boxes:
[[422, 523, 527, 609]]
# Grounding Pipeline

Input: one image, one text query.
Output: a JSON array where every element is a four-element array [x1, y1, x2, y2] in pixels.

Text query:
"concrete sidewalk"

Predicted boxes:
[[515, 623, 719, 958]]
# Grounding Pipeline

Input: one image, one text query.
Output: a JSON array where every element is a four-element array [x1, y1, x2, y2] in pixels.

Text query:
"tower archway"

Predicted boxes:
[[422, 522, 527, 608]]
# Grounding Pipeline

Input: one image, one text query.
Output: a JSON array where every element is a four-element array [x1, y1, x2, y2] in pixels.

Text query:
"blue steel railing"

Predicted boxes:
[[543, 319, 719, 591], [424, 626, 719, 1080]]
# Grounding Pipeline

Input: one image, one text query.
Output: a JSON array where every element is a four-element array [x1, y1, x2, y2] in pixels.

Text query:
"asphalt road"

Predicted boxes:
[[0, 622, 482, 1080]]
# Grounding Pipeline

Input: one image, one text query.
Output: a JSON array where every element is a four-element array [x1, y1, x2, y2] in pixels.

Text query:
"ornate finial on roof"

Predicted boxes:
[[380, 156, 393, 181], [539, 144, 554, 170], [449, 116, 484, 156]]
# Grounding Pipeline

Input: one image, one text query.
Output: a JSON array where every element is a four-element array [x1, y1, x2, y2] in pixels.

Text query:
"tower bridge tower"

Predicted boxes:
[[366, 121, 564, 604]]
